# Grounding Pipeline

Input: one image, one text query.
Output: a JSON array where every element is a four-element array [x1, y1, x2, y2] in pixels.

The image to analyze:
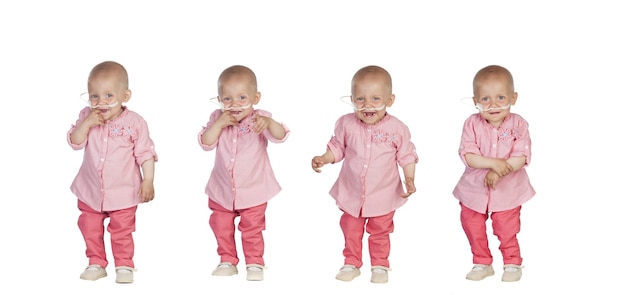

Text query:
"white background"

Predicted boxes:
[[1, 1, 624, 294]]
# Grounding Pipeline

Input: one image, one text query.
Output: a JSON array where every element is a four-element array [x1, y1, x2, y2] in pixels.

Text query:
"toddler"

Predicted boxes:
[[68, 61, 157, 284], [199, 65, 289, 281], [452, 65, 535, 282], [311, 65, 418, 284]]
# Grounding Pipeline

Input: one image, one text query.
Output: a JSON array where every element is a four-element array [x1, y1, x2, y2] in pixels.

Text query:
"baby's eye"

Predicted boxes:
[[239, 95, 248, 101], [498, 96, 506, 101], [481, 97, 489, 102], [221, 97, 232, 102], [355, 97, 365, 102], [373, 97, 382, 101], [106, 93, 115, 99], [90, 94, 99, 101]]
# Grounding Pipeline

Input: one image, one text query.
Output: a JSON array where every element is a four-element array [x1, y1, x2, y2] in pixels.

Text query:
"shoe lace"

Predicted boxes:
[[372, 268, 387, 274], [340, 266, 356, 272], [504, 266, 520, 272], [247, 266, 263, 272], [471, 265, 486, 271], [86, 265, 101, 271], [117, 268, 132, 274], [217, 263, 233, 269]]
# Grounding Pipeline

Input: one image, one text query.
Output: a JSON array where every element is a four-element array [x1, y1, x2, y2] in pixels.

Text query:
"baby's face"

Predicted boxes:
[[473, 73, 517, 127], [87, 71, 129, 121], [351, 75, 394, 125], [218, 74, 258, 122]]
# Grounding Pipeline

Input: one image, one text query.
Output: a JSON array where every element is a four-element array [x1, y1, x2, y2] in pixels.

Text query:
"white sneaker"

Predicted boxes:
[[212, 262, 238, 276], [80, 264, 107, 281], [246, 264, 264, 281], [115, 266, 134, 284], [465, 264, 494, 281], [501, 264, 522, 282]]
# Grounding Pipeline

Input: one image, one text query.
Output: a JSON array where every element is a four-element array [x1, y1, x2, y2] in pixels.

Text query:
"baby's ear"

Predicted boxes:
[[386, 94, 396, 107], [124, 89, 132, 103], [511, 92, 518, 105], [254, 92, 261, 105]]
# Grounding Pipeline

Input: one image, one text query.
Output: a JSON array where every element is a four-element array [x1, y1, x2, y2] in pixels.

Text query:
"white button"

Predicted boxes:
[[364, 164, 368, 168], [233, 139, 237, 142], [104, 138, 107, 142], [100, 158, 104, 162], [231, 158, 235, 162], [366, 145, 370, 148]]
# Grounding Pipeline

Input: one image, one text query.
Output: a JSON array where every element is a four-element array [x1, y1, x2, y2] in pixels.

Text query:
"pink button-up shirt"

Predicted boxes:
[[68, 107, 158, 212], [199, 109, 289, 211], [453, 113, 535, 213], [327, 113, 418, 218]]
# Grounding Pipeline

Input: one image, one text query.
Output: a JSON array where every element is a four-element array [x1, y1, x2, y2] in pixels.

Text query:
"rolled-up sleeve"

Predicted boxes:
[[511, 117, 531, 164], [256, 110, 290, 143], [458, 116, 481, 167], [198, 110, 221, 151], [327, 117, 346, 163], [67, 107, 91, 150], [132, 117, 158, 165], [396, 123, 418, 168]]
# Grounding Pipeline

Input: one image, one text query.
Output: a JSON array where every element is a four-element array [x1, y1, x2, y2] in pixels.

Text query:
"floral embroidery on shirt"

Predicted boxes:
[[498, 128, 516, 142], [109, 125, 133, 137], [371, 130, 397, 143], [237, 122, 253, 134]]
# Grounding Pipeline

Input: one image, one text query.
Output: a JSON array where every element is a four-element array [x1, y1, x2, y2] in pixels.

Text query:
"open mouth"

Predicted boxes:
[[93, 107, 110, 113], [363, 111, 377, 118]]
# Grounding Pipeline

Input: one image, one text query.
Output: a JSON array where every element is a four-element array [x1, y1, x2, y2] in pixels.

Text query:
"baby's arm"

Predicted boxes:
[[464, 153, 513, 177], [401, 162, 416, 198], [138, 157, 155, 203], [201, 111, 238, 146], [70, 109, 105, 145], [253, 115, 286, 139], [506, 156, 527, 172], [311, 149, 335, 173], [482, 156, 526, 189]]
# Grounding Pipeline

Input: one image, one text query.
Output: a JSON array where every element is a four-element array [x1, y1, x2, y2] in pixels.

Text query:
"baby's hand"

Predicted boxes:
[[216, 111, 239, 129], [138, 180, 155, 203], [490, 158, 513, 177], [484, 171, 501, 190], [252, 115, 270, 134], [311, 156, 327, 173], [401, 177, 415, 198], [83, 109, 105, 128]]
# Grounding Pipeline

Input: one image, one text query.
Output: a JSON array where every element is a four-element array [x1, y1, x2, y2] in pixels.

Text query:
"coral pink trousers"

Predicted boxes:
[[340, 210, 395, 268], [77, 200, 137, 268], [460, 203, 522, 265], [209, 199, 267, 266]]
